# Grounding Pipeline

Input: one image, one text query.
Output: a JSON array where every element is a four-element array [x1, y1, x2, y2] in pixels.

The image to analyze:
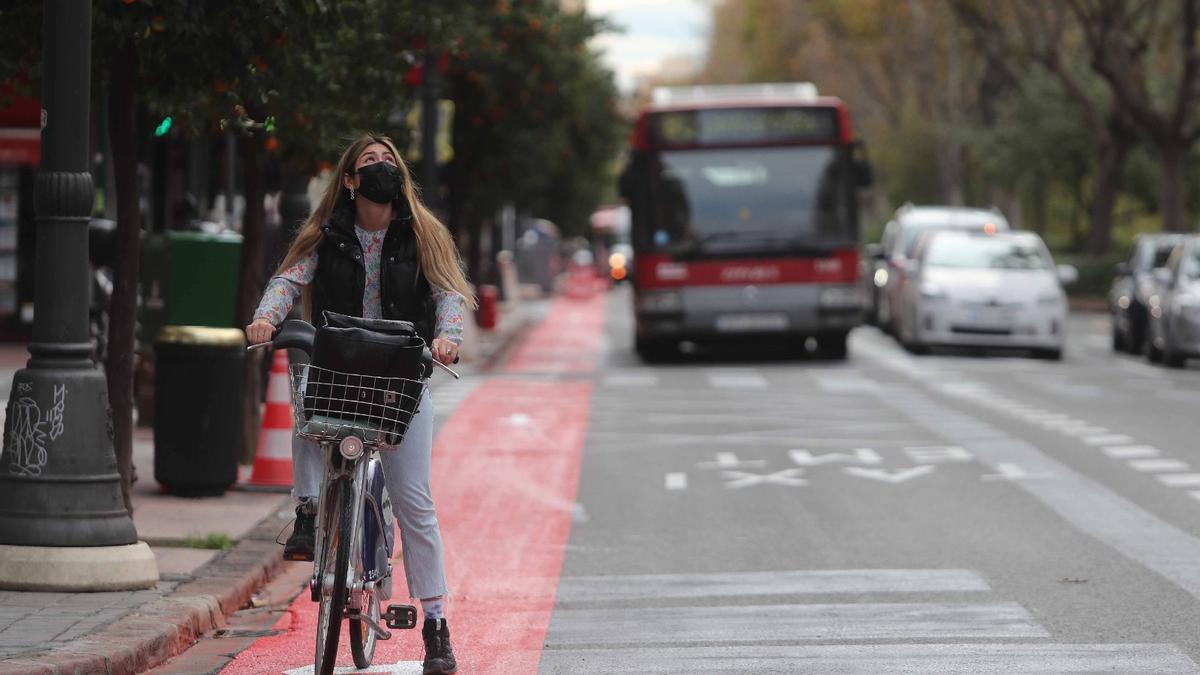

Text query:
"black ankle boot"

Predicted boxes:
[[422, 618, 457, 674], [283, 501, 316, 561]]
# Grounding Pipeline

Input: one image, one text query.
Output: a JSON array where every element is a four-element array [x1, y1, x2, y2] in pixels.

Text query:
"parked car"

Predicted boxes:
[[872, 204, 1010, 332], [1109, 233, 1187, 354], [893, 230, 1075, 360], [1144, 235, 1200, 367]]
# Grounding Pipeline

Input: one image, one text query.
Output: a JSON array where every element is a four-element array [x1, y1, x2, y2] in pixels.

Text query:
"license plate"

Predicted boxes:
[[966, 309, 1012, 325], [715, 313, 789, 332]]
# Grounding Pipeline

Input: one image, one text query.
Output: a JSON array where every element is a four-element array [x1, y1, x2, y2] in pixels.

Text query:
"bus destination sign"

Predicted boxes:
[[650, 107, 839, 147]]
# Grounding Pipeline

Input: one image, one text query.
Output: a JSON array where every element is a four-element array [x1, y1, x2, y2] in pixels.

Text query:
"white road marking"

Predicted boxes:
[[1103, 445, 1161, 459], [696, 451, 767, 470], [1060, 425, 1111, 437], [980, 463, 1054, 481], [603, 372, 660, 387], [284, 662, 423, 674], [664, 472, 687, 490], [722, 468, 807, 488], [843, 466, 937, 484], [539, 644, 1200, 673], [905, 445, 974, 464], [1083, 434, 1136, 446], [544, 602, 1048, 645], [706, 369, 768, 389], [554, 569, 992, 602], [1129, 458, 1190, 473], [788, 448, 883, 466], [1157, 474, 1200, 488]]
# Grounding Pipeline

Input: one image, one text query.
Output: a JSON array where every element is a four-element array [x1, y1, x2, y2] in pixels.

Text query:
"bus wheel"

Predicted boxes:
[[636, 337, 677, 363], [816, 332, 849, 360]]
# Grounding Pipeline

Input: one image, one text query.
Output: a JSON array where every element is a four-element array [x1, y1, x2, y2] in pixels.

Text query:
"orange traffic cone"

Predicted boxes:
[[247, 349, 294, 489]]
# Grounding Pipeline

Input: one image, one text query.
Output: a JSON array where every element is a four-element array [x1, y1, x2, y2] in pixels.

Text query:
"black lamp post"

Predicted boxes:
[[421, 6, 439, 209], [0, 0, 156, 590]]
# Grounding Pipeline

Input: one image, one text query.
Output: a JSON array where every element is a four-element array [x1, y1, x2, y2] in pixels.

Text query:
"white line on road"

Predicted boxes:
[[1103, 445, 1161, 459], [1156, 474, 1200, 488], [1129, 458, 1190, 473], [1083, 434, 1136, 446], [706, 369, 768, 389], [664, 472, 687, 490], [553, 569, 992, 602]]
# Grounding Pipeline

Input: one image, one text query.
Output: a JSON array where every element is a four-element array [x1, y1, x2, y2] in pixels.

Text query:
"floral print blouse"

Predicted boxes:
[[253, 225, 466, 345]]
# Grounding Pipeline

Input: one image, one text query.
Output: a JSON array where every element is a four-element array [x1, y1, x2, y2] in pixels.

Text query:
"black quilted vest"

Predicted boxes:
[[310, 203, 436, 345]]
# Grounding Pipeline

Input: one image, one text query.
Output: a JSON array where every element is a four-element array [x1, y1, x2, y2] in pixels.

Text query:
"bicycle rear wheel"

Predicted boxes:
[[314, 477, 351, 675], [350, 590, 380, 668]]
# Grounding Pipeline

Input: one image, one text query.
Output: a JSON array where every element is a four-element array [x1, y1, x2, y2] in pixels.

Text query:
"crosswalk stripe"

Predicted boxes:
[[539, 644, 1200, 674], [545, 602, 1048, 645], [555, 569, 990, 602], [706, 369, 768, 389]]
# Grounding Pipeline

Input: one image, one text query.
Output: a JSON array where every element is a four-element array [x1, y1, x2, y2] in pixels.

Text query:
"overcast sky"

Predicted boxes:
[[586, 0, 713, 93]]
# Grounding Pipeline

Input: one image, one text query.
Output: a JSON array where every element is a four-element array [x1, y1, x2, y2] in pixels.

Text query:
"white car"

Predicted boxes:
[[894, 230, 1076, 360], [874, 205, 1010, 332]]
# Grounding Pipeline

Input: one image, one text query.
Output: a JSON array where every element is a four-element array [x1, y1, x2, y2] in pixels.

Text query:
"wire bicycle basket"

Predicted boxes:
[[289, 364, 426, 447]]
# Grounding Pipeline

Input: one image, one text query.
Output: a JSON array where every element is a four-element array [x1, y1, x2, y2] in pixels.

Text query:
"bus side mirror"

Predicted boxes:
[[852, 141, 873, 188]]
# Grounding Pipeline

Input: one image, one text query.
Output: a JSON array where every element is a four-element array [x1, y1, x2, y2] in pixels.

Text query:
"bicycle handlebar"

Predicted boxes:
[[247, 322, 460, 379]]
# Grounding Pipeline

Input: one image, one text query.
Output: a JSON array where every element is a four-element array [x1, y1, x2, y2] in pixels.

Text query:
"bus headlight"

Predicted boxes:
[[638, 290, 682, 312], [820, 286, 862, 308]]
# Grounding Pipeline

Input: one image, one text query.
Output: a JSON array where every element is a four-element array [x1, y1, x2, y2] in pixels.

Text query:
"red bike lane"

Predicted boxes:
[[223, 293, 606, 674]]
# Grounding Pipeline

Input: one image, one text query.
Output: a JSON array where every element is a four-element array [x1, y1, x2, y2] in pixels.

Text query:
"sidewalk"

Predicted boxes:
[[0, 295, 542, 674]]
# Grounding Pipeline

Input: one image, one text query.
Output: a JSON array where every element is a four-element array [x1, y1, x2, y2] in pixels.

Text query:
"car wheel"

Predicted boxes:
[[1163, 337, 1187, 368], [1112, 327, 1126, 352], [816, 332, 849, 360], [1145, 334, 1164, 363], [635, 337, 676, 363], [1034, 348, 1063, 361]]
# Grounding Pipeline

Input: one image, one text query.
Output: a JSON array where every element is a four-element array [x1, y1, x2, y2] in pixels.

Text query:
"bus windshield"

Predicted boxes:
[[629, 146, 854, 256]]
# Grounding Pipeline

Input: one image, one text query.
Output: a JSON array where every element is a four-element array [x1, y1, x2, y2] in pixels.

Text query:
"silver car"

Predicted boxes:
[[1145, 235, 1200, 367], [894, 230, 1075, 360], [874, 205, 1010, 333]]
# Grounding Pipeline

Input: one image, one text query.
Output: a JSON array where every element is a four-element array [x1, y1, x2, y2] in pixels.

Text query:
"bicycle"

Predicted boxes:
[[254, 315, 458, 674]]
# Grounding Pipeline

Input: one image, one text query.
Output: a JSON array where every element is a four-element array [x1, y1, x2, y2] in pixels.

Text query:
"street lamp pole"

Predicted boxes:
[[0, 0, 156, 591], [421, 6, 438, 210]]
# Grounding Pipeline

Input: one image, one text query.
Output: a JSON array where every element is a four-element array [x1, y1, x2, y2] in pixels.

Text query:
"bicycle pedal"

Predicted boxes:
[[383, 604, 417, 629]]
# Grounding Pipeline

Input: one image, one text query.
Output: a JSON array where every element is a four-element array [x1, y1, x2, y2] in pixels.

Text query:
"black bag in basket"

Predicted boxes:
[[305, 311, 428, 443]]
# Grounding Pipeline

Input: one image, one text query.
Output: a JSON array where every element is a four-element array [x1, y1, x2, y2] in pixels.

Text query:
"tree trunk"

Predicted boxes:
[[1160, 141, 1187, 232], [1085, 128, 1133, 254], [106, 43, 138, 516], [235, 138, 267, 465]]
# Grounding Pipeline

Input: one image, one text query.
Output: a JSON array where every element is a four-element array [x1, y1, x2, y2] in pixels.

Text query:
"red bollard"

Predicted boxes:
[[478, 284, 499, 330]]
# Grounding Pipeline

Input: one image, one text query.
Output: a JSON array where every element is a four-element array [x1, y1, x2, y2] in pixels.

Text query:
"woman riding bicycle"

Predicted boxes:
[[246, 134, 473, 675]]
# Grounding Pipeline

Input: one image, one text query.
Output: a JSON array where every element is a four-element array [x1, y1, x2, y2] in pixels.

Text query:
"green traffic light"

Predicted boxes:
[[155, 116, 173, 137]]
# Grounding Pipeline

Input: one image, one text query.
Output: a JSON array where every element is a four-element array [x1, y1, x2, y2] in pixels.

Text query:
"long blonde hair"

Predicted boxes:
[[278, 134, 477, 311]]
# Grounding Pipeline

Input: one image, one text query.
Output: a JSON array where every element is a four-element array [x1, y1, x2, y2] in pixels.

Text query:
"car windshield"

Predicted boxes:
[[900, 222, 995, 259], [1137, 242, 1179, 271], [925, 237, 1050, 270], [1184, 248, 1200, 281]]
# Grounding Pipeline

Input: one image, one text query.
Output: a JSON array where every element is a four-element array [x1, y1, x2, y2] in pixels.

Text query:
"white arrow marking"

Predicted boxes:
[[697, 452, 767, 470], [843, 466, 936, 484], [903, 445, 973, 464], [722, 468, 808, 488], [665, 472, 688, 490]]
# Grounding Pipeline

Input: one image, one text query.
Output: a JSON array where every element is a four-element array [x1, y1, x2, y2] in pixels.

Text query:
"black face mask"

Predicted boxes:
[[355, 161, 403, 204]]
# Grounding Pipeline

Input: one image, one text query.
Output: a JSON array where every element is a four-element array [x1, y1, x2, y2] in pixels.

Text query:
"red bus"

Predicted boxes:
[[620, 83, 872, 360]]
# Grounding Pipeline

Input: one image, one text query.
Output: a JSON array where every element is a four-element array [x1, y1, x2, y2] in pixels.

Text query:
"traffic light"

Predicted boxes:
[[154, 116, 173, 137]]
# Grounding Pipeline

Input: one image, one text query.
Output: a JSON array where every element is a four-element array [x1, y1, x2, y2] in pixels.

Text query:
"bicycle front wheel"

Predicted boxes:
[[314, 477, 352, 675], [350, 589, 380, 668]]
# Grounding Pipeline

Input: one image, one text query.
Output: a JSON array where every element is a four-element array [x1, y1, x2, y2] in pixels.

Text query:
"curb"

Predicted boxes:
[[0, 498, 292, 675]]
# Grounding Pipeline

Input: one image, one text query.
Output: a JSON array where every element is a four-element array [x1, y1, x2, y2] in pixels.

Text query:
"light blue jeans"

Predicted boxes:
[[292, 387, 448, 600]]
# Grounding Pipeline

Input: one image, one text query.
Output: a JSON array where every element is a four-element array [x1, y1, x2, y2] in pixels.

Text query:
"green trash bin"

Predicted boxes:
[[166, 231, 242, 328], [154, 326, 245, 496]]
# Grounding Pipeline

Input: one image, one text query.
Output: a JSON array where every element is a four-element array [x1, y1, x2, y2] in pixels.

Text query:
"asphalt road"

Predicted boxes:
[[542, 287, 1200, 673]]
